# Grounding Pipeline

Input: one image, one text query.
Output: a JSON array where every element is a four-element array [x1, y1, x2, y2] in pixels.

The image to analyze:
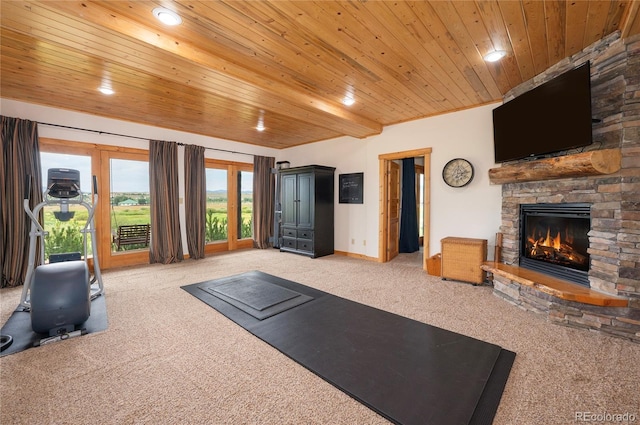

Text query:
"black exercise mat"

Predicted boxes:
[[199, 275, 313, 320], [469, 349, 516, 425], [182, 271, 515, 425], [0, 295, 108, 357]]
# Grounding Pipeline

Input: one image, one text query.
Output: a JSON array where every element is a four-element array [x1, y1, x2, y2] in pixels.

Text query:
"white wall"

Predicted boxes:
[[280, 104, 503, 259], [2, 98, 503, 260]]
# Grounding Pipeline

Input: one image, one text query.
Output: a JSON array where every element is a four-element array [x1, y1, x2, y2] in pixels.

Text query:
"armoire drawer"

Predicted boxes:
[[297, 229, 313, 240], [281, 237, 296, 249], [282, 228, 296, 238], [296, 239, 314, 252]]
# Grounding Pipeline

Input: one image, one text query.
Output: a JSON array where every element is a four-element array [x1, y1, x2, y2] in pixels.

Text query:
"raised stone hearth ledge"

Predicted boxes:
[[488, 148, 621, 185], [481, 262, 628, 307], [482, 262, 640, 343]]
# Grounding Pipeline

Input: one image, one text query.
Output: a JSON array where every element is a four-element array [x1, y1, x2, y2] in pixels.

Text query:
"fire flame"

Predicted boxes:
[[529, 227, 562, 252], [525, 222, 587, 267], [543, 228, 562, 250]]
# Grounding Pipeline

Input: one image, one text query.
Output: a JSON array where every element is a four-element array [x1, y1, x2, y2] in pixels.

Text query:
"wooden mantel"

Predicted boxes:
[[488, 148, 621, 185]]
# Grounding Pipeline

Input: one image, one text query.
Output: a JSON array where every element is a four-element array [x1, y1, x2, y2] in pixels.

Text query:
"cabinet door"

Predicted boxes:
[[296, 172, 314, 229], [281, 173, 297, 228]]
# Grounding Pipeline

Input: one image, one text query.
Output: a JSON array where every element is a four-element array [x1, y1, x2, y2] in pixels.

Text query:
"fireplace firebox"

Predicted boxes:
[[520, 203, 591, 286]]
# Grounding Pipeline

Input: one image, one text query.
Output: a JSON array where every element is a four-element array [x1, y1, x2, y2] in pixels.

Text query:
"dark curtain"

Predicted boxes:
[[252, 155, 275, 249], [399, 158, 419, 253], [184, 144, 205, 259], [149, 140, 184, 264], [1, 116, 43, 288]]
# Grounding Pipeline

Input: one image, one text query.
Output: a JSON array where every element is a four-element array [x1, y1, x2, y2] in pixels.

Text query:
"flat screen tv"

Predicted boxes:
[[492, 61, 593, 163]]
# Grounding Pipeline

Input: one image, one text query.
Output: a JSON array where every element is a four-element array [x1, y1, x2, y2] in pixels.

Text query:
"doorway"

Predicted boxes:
[[378, 148, 432, 271]]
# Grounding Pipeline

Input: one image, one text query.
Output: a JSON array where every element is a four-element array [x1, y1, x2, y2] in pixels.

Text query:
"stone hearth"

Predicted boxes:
[[490, 32, 640, 342]]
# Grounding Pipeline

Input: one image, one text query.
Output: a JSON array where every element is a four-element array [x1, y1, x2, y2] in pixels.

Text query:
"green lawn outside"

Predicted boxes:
[[41, 195, 252, 259]]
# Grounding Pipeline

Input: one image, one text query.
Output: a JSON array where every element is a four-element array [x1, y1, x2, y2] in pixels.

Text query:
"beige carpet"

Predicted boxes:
[[1, 249, 638, 425]]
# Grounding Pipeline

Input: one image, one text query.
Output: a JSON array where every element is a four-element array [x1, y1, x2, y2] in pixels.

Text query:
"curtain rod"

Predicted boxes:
[[38, 122, 255, 157]]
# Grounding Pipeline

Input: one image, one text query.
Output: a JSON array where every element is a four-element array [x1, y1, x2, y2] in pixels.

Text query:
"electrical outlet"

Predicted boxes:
[[363, 240, 366, 246], [351, 238, 355, 245]]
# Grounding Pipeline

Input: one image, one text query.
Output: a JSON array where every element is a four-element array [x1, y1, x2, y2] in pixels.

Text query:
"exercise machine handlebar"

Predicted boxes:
[[23, 175, 45, 235]]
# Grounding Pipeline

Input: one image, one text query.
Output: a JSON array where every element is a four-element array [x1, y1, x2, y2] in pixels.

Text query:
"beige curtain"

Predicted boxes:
[[252, 155, 275, 249], [1, 116, 43, 288], [184, 144, 205, 259], [149, 140, 184, 264]]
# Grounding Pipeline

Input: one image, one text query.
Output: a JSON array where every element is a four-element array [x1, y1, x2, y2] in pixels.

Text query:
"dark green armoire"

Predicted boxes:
[[279, 165, 335, 258]]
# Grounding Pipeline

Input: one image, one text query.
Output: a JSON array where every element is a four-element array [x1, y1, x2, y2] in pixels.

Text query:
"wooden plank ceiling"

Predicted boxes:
[[1, 1, 639, 149]]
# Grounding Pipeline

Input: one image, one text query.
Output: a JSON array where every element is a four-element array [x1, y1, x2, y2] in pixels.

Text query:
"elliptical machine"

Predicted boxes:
[[20, 168, 104, 341]]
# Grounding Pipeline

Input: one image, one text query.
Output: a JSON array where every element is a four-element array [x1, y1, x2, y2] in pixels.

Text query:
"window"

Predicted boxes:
[[99, 149, 150, 268], [39, 152, 93, 261], [238, 170, 253, 239], [205, 167, 228, 243], [40, 140, 151, 268], [40, 139, 254, 268], [205, 159, 254, 253], [109, 158, 150, 252]]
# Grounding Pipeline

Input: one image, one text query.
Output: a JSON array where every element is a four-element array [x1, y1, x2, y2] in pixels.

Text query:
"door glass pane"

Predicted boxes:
[[110, 159, 150, 252], [205, 168, 228, 242], [40, 153, 93, 261], [239, 171, 253, 239]]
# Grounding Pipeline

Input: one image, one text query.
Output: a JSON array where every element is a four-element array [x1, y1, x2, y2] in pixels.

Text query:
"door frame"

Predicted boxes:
[[99, 148, 151, 269], [40, 138, 150, 269], [378, 148, 432, 271], [204, 159, 254, 254]]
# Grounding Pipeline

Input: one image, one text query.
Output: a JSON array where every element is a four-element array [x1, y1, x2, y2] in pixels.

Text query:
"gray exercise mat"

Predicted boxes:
[[200, 275, 313, 320]]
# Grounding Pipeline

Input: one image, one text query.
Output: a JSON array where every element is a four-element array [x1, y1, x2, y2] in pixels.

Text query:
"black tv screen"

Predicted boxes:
[[492, 62, 593, 163]]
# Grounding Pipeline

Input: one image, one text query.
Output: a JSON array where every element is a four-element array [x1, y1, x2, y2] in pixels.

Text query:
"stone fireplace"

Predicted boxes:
[[486, 32, 640, 342]]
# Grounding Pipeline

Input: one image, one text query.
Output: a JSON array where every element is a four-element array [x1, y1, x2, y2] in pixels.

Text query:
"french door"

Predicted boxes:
[[38, 141, 98, 264], [205, 159, 253, 254], [99, 149, 150, 268], [40, 139, 254, 269]]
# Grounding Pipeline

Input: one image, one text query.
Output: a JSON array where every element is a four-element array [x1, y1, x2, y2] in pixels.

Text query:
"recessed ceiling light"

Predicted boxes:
[[343, 85, 356, 106], [342, 95, 355, 106], [256, 110, 266, 131], [484, 50, 507, 62], [98, 86, 114, 95], [153, 7, 182, 26]]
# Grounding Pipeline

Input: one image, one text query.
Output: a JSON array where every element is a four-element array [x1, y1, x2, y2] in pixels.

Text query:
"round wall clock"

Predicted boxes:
[[442, 158, 474, 188]]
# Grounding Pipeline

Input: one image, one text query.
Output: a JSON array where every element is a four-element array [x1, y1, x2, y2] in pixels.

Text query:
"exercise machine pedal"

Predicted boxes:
[[34, 329, 87, 347]]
